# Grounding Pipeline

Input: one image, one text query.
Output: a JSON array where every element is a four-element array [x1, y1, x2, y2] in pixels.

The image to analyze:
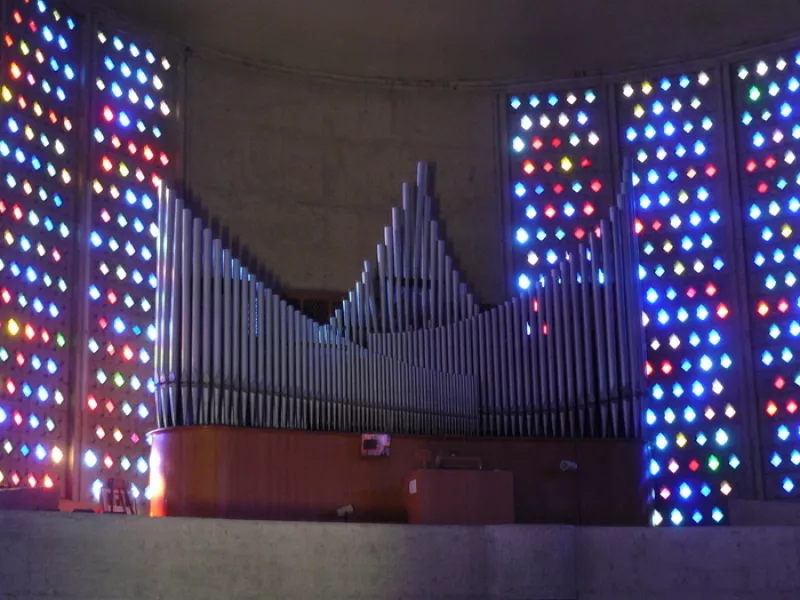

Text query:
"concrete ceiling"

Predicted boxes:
[[94, 0, 800, 84]]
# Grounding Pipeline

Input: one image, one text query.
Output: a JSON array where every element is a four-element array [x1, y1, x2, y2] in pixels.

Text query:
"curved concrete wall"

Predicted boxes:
[[92, 2, 800, 303], [185, 56, 505, 302], [3, 511, 800, 599], [99, 0, 800, 83]]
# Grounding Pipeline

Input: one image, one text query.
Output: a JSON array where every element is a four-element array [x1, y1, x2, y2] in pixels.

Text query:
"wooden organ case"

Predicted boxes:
[[148, 162, 648, 526]]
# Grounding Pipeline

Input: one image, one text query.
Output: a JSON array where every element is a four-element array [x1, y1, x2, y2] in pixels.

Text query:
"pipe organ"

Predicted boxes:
[[154, 162, 646, 439]]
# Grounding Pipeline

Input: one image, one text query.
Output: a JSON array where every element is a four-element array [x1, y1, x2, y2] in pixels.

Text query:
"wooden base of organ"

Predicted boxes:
[[403, 468, 514, 525], [148, 426, 647, 525]]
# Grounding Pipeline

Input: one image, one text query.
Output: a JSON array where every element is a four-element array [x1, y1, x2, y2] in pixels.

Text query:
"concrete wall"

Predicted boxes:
[[98, 0, 800, 83], [91, 2, 800, 306], [185, 56, 506, 303], [2, 510, 800, 599]]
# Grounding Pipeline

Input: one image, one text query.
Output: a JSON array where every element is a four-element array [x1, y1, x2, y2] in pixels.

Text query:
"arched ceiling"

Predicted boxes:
[[94, 0, 800, 84]]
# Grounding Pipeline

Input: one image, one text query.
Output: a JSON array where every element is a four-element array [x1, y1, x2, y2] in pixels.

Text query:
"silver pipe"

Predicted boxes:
[[198, 228, 212, 425], [522, 293, 534, 436], [496, 303, 508, 436], [188, 217, 202, 425], [490, 308, 501, 436], [437, 240, 446, 327], [154, 184, 167, 427], [401, 184, 414, 329], [458, 319, 467, 432], [609, 208, 629, 437], [615, 199, 635, 438], [550, 270, 565, 436], [391, 207, 404, 331], [423, 331, 432, 432], [428, 220, 438, 328], [439, 326, 448, 433], [420, 197, 431, 327], [354, 282, 364, 345], [287, 302, 296, 428], [370, 336, 378, 431], [264, 289, 275, 428], [460, 283, 469, 328], [622, 178, 646, 438], [237, 267, 248, 426], [375, 335, 385, 431], [238, 268, 249, 427], [544, 276, 558, 436], [167, 195, 183, 427], [332, 314, 340, 430], [619, 160, 645, 438], [464, 314, 476, 426], [579, 246, 596, 437], [384, 228, 396, 333], [160, 191, 174, 426], [248, 275, 257, 427], [364, 260, 378, 334], [560, 259, 575, 436], [411, 185, 424, 330], [569, 255, 585, 437], [343, 300, 353, 427], [311, 322, 320, 430], [272, 297, 281, 427], [327, 327, 335, 431], [502, 301, 514, 436], [600, 219, 619, 438], [231, 259, 241, 427], [377, 244, 388, 333], [476, 313, 487, 434], [256, 282, 265, 427], [280, 297, 289, 428], [294, 310, 304, 429], [589, 234, 608, 437], [319, 324, 326, 431], [444, 255, 453, 325], [512, 297, 523, 436], [219, 249, 232, 425], [535, 283, 548, 436]]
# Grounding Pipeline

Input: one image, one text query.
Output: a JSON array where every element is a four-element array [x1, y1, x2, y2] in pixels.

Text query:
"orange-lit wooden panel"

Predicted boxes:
[[149, 426, 647, 525]]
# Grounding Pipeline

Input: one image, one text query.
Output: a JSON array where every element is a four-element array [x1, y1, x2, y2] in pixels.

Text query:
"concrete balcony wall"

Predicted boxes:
[[2, 511, 799, 599]]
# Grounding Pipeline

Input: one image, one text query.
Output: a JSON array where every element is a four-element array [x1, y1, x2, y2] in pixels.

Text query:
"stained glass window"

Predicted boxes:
[[506, 89, 614, 290], [618, 71, 744, 525], [82, 24, 178, 503], [733, 52, 800, 500], [0, 0, 80, 494]]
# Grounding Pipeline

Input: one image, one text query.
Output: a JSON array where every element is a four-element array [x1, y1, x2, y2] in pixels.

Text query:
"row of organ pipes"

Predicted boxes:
[[153, 162, 646, 439]]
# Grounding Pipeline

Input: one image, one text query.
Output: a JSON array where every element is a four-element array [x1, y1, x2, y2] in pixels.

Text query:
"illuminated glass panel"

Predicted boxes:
[[506, 89, 613, 290], [0, 0, 79, 493], [84, 25, 177, 503], [733, 52, 800, 500], [618, 71, 743, 525]]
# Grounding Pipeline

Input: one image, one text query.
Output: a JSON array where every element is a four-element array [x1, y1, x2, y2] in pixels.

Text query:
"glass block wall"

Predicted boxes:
[[0, 0, 80, 495], [80, 24, 178, 503], [506, 88, 615, 290], [616, 71, 745, 526], [0, 0, 180, 505], [733, 52, 800, 501], [504, 47, 800, 524]]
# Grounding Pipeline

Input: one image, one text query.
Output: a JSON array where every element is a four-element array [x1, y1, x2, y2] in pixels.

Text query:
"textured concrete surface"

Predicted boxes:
[[96, 0, 800, 83], [2, 511, 800, 599], [185, 55, 506, 304], [729, 499, 800, 526]]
